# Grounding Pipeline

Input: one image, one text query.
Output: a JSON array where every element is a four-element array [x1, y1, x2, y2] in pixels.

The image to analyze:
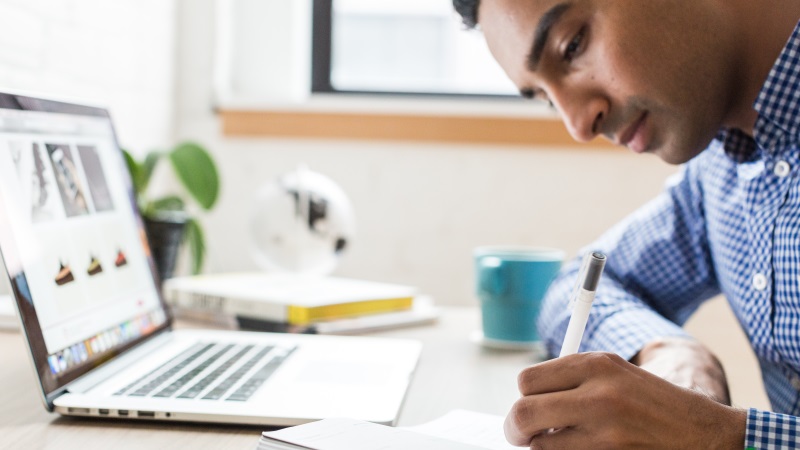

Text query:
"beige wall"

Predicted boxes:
[[175, 127, 680, 306]]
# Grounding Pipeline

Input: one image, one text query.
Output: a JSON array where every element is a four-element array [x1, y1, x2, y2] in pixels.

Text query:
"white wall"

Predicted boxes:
[[175, 0, 679, 306], [0, 0, 176, 155]]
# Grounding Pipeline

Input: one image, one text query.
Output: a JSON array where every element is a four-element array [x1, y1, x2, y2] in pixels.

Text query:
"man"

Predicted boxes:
[[453, 0, 800, 448]]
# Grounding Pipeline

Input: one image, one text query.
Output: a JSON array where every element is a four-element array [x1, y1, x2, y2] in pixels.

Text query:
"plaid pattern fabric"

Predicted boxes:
[[537, 21, 800, 449], [747, 409, 800, 449]]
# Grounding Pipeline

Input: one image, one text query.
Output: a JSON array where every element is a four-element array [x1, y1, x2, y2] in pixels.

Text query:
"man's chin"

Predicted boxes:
[[651, 142, 707, 165], [655, 150, 691, 165]]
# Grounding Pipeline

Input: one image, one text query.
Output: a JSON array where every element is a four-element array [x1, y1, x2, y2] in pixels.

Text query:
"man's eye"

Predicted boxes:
[[521, 88, 555, 110], [520, 88, 535, 100], [563, 26, 586, 62]]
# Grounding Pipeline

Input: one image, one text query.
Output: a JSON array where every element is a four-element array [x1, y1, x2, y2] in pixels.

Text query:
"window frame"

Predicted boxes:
[[310, 0, 515, 98]]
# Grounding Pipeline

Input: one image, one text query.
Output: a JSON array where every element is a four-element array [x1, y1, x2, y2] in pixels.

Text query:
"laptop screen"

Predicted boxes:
[[0, 93, 170, 402]]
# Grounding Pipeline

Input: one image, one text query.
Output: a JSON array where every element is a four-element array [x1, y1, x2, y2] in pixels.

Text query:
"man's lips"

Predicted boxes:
[[617, 112, 649, 153]]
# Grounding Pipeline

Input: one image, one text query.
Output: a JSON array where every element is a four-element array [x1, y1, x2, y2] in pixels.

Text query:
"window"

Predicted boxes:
[[312, 0, 517, 97]]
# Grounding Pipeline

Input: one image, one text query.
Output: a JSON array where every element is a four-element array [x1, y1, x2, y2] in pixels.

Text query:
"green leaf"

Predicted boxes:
[[169, 142, 220, 210], [122, 149, 143, 195], [141, 151, 163, 192], [150, 195, 186, 212], [184, 218, 205, 274]]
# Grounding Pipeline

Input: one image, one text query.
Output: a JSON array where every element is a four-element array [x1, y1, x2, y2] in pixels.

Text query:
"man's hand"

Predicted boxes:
[[632, 337, 731, 405], [504, 353, 746, 449]]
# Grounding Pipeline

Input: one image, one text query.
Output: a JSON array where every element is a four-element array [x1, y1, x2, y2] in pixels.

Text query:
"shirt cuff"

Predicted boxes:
[[745, 408, 800, 449]]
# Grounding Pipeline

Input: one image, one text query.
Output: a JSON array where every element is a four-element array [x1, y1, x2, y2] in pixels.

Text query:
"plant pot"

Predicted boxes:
[[144, 212, 188, 286]]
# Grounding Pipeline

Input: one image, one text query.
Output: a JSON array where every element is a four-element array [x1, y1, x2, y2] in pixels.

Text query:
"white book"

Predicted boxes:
[[256, 410, 518, 450], [163, 272, 417, 325]]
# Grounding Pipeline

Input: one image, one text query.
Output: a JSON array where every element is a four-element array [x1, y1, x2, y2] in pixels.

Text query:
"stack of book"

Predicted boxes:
[[162, 272, 439, 334]]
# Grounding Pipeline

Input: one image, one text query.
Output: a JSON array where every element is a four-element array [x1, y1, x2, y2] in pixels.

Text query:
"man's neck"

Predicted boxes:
[[722, 0, 800, 135]]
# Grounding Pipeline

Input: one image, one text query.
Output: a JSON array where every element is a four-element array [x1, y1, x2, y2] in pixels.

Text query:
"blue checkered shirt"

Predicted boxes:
[[538, 21, 800, 449]]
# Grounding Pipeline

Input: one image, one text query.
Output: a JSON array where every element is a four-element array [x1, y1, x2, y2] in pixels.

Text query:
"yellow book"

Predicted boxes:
[[287, 297, 412, 324], [163, 272, 416, 325]]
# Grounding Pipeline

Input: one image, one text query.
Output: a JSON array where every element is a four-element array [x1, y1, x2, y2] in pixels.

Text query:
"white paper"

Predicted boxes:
[[260, 410, 520, 450], [262, 417, 491, 450], [405, 410, 519, 450]]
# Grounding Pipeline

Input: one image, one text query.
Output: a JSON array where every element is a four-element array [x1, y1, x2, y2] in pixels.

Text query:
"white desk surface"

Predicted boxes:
[[0, 307, 537, 450]]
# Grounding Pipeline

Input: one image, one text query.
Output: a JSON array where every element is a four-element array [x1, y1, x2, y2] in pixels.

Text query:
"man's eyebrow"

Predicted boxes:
[[527, 2, 573, 71]]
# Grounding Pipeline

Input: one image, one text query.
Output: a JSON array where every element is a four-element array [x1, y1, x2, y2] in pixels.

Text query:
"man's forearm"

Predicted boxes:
[[631, 336, 731, 405]]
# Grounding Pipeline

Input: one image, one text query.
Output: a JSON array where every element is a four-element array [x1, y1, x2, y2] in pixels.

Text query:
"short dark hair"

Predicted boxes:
[[453, 0, 480, 29]]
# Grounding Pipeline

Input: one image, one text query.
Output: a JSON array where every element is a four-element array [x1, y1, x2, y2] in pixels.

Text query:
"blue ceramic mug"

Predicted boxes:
[[474, 247, 565, 343]]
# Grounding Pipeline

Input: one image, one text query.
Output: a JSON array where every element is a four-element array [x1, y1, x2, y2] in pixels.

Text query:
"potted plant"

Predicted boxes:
[[123, 142, 220, 283]]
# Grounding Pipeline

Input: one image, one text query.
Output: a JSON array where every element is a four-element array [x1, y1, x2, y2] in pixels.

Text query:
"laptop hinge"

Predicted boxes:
[[65, 331, 175, 394]]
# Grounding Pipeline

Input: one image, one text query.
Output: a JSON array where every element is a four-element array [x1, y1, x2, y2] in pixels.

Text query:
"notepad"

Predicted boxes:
[[256, 410, 518, 450]]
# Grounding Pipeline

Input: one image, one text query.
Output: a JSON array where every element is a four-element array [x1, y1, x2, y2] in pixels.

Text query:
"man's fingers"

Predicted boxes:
[[504, 392, 580, 446], [515, 356, 584, 397], [517, 352, 630, 396], [506, 352, 640, 447], [528, 427, 589, 450]]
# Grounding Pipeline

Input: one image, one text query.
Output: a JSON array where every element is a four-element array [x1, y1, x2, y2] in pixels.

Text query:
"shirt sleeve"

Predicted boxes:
[[537, 153, 721, 360], [746, 408, 800, 449]]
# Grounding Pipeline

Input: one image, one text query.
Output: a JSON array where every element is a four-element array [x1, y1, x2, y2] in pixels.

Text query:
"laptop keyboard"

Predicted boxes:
[[114, 342, 296, 402]]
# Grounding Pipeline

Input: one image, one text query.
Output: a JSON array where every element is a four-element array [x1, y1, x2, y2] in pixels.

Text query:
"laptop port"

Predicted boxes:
[[137, 411, 156, 418], [98, 409, 110, 415], [117, 410, 129, 417], [67, 407, 90, 415]]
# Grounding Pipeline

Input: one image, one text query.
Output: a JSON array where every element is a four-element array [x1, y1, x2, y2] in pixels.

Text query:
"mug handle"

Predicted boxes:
[[478, 256, 505, 297]]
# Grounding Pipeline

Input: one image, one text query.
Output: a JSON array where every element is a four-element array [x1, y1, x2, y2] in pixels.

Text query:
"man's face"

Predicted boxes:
[[479, 0, 734, 164]]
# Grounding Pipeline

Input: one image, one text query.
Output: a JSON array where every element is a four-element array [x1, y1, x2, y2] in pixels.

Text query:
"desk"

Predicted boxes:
[[0, 307, 534, 450]]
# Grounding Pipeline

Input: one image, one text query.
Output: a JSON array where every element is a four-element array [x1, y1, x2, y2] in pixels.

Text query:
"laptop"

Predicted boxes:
[[0, 91, 422, 426]]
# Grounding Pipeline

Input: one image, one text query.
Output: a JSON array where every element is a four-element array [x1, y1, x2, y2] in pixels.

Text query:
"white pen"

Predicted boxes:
[[559, 252, 607, 357]]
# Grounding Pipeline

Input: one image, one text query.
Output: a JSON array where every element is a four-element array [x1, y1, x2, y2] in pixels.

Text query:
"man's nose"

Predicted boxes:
[[555, 91, 608, 143]]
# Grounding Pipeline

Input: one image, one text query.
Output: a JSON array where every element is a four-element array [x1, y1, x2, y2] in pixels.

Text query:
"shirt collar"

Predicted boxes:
[[719, 19, 800, 162], [717, 128, 758, 163]]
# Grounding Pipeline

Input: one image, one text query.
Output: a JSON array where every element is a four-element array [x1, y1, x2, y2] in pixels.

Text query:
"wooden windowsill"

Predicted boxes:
[[218, 96, 615, 148]]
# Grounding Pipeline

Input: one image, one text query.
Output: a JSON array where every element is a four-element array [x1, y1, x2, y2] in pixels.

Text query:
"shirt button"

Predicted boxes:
[[774, 160, 791, 177], [752, 273, 768, 291]]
